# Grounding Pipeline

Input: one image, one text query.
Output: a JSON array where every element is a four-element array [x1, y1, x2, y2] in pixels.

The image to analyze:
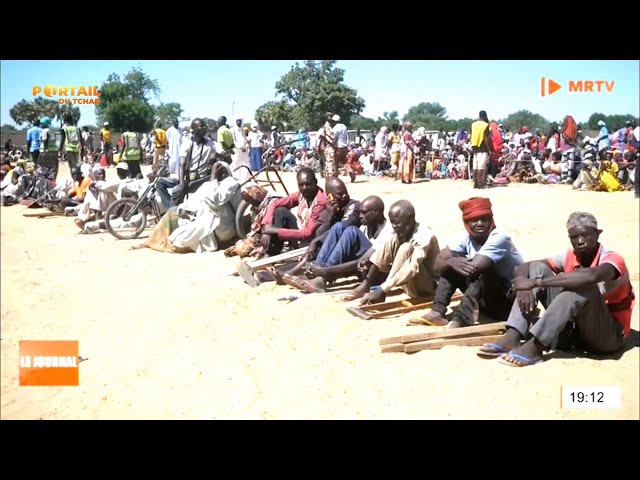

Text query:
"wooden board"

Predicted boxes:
[[347, 293, 463, 320], [403, 334, 504, 353], [379, 321, 507, 346]]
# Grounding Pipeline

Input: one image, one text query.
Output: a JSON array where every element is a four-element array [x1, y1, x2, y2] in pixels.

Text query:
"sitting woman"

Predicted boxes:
[[133, 162, 241, 253]]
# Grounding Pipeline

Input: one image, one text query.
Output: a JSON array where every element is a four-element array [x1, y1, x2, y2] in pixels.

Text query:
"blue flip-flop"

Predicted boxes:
[[476, 343, 508, 358], [497, 351, 543, 367]]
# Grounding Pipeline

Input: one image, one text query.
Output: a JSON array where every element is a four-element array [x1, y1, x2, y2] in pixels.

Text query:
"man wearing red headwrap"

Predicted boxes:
[[409, 197, 524, 329]]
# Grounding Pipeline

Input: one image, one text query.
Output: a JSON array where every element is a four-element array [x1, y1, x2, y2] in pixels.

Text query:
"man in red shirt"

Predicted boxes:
[[478, 211, 634, 367], [259, 167, 328, 256]]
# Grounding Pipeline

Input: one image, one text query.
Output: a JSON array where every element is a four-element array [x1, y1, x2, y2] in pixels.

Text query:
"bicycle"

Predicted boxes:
[[104, 165, 168, 240]]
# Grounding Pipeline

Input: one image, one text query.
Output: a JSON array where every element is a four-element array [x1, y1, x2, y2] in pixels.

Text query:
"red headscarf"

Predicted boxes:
[[458, 197, 496, 241]]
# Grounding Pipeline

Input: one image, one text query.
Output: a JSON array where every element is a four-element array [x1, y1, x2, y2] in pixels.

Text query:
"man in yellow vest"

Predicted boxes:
[[120, 122, 142, 178], [151, 121, 168, 173], [100, 122, 113, 166], [59, 113, 84, 173], [470, 110, 494, 189]]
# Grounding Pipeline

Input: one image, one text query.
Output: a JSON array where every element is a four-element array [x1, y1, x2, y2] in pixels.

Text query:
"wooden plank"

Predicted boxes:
[[346, 306, 373, 320], [348, 292, 464, 320], [381, 344, 405, 353], [379, 321, 507, 346], [367, 302, 434, 319], [404, 334, 504, 353], [246, 247, 307, 271], [359, 296, 431, 313]]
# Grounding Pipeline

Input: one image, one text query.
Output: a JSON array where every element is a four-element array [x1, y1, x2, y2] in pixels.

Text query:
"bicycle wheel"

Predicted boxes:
[[105, 198, 148, 240], [234, 199, 254, 239]]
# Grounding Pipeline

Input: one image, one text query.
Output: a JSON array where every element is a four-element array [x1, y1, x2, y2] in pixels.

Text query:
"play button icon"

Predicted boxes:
[[540, 77, 562, 97]]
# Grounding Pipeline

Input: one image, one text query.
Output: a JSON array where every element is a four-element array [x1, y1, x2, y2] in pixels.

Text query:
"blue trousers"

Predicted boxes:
[[315, 222, 372, 267], [156, 177, 179, 210], [250, 147, 262, 172]]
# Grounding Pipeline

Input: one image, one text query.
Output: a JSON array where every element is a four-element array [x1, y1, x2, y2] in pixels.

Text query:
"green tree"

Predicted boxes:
[[257, 60, 366, 131], [56, 103, 81, 126], [95, 67, 160, 132], [254, 100, 296, 132], [402, 102, 448, 130], [586, 112, 607, 130], [350, 115, 377, 131], [374, 111, 400, 129], [604, 114, 638, 130], [155, 102, 184, 127], [9, 97, 59, 126], [1, 124, 19, 133], [499, 110, 549, 135]]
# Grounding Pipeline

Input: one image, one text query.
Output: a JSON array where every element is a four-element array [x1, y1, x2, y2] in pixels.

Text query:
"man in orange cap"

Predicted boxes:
[[410, 197, 524, 328]]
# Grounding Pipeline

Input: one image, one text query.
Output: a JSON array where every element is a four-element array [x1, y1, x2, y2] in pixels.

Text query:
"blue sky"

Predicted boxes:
[[1, 60, 638, 128]]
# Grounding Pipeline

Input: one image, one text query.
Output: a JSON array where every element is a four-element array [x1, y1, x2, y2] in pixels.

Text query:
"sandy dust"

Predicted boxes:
[[1, 163, 638, 419]]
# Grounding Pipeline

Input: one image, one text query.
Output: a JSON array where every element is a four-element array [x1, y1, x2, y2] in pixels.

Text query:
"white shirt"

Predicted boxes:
[[361, 219, 394, 251], [333, 123, 348, 148], [248, 130, 262, 148]]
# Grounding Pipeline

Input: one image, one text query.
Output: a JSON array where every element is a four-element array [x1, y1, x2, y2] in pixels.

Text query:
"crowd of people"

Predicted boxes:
[[1, 109, 637, 369]]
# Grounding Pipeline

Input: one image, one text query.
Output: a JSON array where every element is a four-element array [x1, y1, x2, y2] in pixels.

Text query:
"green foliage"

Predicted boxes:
[[155, 102, 184, 128], [498, 110, 550, 134], [9, 97, 80, 127], [402, 102, 448, 130], [56, 103, 82, 126], [1, 124, 21, 134], [586, 113, 638, 130], [256, 60, 366, 132], [350, 115, 377, 131], [254, 101, 296, 132], [95, 67, 161, 132]]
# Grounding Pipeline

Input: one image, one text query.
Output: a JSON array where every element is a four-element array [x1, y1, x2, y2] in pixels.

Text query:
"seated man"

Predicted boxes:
[[258, 167, 327, 256], [75, 163, 137, 233], [282, 195, 394, 293], [478, 212, 634, 367], [344, 199, 440, 305], [156, 118, 216, 209], [413, 197, 523, 328], [59, 167, 93, 215], [74, 166, 115, 229], [285, 176, 361, 276], [132, 162, 241, 253]]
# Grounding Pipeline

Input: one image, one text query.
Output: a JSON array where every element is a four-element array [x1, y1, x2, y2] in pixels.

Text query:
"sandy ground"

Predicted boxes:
[[1, 163, 638, 420]]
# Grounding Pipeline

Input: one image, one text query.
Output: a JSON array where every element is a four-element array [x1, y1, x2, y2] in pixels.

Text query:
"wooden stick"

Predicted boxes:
[[22, 211, 64, 218], [379, 321, 507, 345], [381, 344, 405, 353], [404, 334, 504, 353], [246, 247, 307, 271]]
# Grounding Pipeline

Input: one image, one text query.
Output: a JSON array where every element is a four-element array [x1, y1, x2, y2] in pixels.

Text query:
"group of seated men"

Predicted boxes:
[[235, 167, 635, 368]]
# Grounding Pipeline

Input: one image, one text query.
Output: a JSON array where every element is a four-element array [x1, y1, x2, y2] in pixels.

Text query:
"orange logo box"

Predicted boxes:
[[19, 341, 79, 386]]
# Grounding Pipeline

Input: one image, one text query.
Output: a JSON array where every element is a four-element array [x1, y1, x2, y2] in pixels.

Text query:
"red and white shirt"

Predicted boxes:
[[546, 245, 635, 336]]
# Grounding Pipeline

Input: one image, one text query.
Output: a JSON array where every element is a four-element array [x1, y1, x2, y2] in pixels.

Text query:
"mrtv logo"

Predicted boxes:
[[32, 85, 101, 105], [540, 77, 615, 97]]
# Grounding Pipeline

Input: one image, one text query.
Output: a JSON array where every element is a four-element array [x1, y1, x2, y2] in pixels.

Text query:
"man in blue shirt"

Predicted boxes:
[[26, 119, 42, 164], [411, 197, 523, 329]]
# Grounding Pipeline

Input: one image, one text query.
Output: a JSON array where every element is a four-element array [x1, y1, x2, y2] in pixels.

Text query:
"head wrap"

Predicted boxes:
[[566, 212, 598, 231], [459, 197, 496, 241], [459, 197, 493, 221]]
